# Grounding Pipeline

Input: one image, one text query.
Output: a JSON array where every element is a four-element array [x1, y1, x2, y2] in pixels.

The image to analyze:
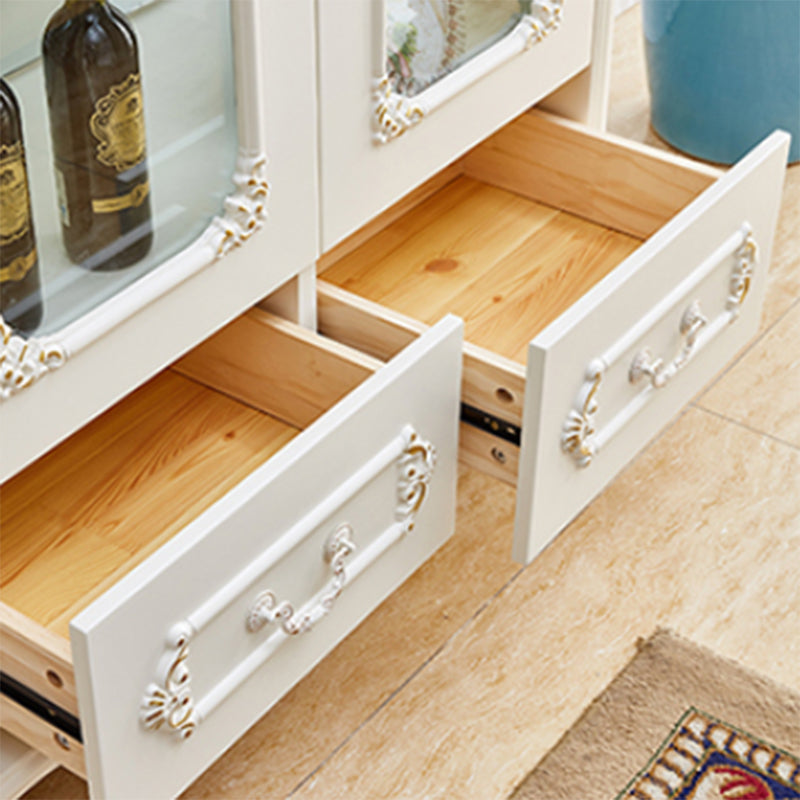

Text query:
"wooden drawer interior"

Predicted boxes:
[[317, 110, 723, 481], [0, 311, 385, 764]]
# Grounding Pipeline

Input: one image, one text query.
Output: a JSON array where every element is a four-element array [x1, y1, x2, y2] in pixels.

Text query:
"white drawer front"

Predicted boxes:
[[513, 131, 790, 563], [318, 0, 593, 249], [69, 317, 463, 800]]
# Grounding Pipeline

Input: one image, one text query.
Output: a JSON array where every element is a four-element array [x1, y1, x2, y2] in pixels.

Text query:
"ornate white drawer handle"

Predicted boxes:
[[628, 301, 708, 389], [245, 524, 356, 636], [561, 225, 757, 468], [140, 425, 435, 740]]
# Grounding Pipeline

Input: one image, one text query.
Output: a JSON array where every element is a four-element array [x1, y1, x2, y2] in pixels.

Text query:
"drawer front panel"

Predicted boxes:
[[513, 131, 789, 564], [69, 317, 463, 800], [318, 0, 594, 250]]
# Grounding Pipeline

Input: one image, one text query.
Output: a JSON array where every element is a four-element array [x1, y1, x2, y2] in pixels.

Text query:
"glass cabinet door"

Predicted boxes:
[[0, 0, 238, 337], [317, 0, 592, 250], [1, 0, 319, 483], [385, 0, 525, 97]]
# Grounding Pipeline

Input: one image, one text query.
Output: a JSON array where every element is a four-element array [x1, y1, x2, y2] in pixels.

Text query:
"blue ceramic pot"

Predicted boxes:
[[642, 0, 800, 164]]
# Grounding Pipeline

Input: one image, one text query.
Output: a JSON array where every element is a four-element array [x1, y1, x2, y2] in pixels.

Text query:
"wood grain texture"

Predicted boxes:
[[463, 109, 720, 239], [0, 604, 76, 716], [458, 424, 519, 485], [317, 163, 464, 274], [317, 281, 527, 479], [317, 281, 426, 361], [0, 730, 58, 800], [0, 698, 85, 779], [323, 176, 641, 363], [172, 309, 383, 429], [1, 372, 298, 637]]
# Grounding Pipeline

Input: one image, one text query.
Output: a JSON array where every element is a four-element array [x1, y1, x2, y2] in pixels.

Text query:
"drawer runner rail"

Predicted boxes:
[[0, 671, 82, 743], [460, 403, 521, 447]]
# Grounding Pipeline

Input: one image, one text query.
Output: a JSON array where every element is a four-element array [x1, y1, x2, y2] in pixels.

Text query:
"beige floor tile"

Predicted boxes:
[[291, 408, 800, 800], [763, 167, 800, 327], [697, 301, 800, 448]]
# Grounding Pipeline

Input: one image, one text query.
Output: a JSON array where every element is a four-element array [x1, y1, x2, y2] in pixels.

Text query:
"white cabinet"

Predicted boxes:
[[0, 1, 790, 797], [0, 0, 319, 480]]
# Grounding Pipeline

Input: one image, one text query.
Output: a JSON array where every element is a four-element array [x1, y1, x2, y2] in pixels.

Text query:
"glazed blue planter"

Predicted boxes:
[[642, 0, 800, 164]]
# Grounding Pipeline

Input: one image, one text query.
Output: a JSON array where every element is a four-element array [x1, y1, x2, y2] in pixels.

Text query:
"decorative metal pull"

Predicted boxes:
[[245, 524, 356, 636], [561, 225, 757, 468], [628, 301, 708, 389]]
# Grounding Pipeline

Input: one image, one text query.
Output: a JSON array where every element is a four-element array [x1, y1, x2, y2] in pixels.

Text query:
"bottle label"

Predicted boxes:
[[90, 73, 147, 173], [92, 179, 150, 214], [0, 141, 32, 245], [0, 247, 37, 284]]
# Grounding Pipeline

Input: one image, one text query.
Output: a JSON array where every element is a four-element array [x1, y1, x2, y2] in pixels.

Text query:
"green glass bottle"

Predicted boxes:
[[43, 0, 153, 271], [0, 78, 43, 334]]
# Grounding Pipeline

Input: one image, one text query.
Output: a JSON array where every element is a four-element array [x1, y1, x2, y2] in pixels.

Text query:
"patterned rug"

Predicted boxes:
[[620, 708, 800, 799], [511, 630, 800, 800]]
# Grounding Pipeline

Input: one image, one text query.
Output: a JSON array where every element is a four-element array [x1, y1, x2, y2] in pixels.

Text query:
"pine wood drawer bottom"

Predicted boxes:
[[317, 109, 789, 562], [0, 310, 463, 798]]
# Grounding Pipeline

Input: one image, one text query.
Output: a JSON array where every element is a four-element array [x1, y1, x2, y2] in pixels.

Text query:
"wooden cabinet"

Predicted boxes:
[[0, 0, 789, 797]]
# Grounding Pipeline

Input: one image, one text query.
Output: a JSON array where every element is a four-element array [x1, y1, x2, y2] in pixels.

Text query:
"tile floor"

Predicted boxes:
[[24, 7, 799, 799]]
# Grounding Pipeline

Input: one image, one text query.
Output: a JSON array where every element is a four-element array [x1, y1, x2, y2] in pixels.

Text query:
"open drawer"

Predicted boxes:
[[317, 110, 789, 564], [0, 311, 462, 799]]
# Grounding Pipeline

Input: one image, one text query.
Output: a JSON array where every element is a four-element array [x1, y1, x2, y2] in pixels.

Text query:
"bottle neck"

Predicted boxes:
[[64, 0, 107, 8]]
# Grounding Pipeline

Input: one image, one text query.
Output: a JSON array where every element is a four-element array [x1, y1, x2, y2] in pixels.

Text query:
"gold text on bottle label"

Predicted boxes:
[[90, 73, 147, 172], [0, 142, 32, 244]]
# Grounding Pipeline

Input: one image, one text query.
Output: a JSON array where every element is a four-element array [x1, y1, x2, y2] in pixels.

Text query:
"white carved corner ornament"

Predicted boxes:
[[206, 152, 270, 259], [0, 318, 67, 401], [522, 0, 565, 47], [372, 76, 426, 144], [727, 227, 758, 317], [140, 623, 198, 741], [397, 427, 437, 533], [561, 358, 603, 469]]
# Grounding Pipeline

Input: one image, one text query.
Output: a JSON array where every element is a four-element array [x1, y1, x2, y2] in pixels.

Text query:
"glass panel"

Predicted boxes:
[[386, 0, 525, 97], [0, 0, 237, 337]]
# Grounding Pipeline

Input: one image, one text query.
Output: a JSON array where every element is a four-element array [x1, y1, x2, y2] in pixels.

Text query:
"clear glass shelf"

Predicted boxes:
[[1, 0, 238, 336]]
